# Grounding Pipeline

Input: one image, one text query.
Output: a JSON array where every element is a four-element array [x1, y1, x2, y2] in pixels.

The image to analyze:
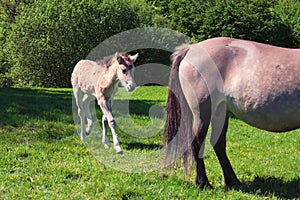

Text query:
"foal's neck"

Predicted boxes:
[[97, 64, 118, 90], [106, 64, 118, 83]]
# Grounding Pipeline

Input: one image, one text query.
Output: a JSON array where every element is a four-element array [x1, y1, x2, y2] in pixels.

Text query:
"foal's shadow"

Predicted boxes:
[[240, 176, 299, 199], [122, 141, 161, 151]]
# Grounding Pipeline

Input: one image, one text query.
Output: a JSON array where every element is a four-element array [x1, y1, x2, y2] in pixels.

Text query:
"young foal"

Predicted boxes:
[[71, 52, 138, 153]]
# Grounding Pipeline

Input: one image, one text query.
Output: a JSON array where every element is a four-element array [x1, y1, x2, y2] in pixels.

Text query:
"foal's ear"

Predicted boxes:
[[129, 53, 139, 63], [117, 56, 123, 64], [115, 52, 123, 64]]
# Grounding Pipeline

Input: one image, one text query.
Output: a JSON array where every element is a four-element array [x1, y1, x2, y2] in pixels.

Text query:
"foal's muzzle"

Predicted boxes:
[[125, 81, 136, 92]]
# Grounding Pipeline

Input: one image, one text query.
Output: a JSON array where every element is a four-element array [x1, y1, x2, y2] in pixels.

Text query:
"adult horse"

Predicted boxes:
[[165, 37, 300, 188], [72, 52, 138, 154]]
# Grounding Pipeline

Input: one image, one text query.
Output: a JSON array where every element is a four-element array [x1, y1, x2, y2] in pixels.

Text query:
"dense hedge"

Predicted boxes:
[[0, 0, 299, 87]]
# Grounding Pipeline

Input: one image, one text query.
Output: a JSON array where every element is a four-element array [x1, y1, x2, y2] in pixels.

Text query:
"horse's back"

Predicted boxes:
[[182, 37, 300, 132], [201, 37, 300, 132]]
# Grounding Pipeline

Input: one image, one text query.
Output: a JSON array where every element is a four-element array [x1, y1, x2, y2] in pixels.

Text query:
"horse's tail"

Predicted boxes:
[[164, 44, 193, 171]]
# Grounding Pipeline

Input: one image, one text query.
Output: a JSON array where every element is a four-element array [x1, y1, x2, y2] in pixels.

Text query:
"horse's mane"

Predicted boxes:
[[96, 52, 128, 67]]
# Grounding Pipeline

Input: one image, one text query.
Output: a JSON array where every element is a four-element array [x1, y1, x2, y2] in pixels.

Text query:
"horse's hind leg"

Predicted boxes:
[[211, 112, 241, 188], [192, 115, 212, 188]]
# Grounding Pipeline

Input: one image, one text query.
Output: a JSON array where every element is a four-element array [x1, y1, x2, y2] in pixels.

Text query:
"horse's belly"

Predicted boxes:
[[227, 92, 300, 132]]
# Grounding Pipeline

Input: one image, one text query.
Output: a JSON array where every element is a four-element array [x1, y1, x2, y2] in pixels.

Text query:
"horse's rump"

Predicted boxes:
[[164, 37, 299, 188]]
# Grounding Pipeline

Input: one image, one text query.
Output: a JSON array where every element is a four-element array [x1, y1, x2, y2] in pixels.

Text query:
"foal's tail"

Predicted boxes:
[[164, 44, 193, 170]]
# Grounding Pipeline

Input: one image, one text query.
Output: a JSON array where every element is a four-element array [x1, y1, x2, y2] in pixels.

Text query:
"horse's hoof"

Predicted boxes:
[[85, 130, 91, 136], [199, 182, 213, 190], [114, 146, 123, 154], [117, 150, 123, 155], [103, 143, 109, 149], [225, 180, 244, 190], [196, 178, 213, 190], [80, 135, 86, 140]]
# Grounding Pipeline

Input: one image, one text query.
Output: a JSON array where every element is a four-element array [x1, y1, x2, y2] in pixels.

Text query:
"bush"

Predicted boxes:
[[0, 6, 11, 87], [6, 0, 152, 87], [198, 1, 284, 45], [271, 0, 300, 47], [1, 0, 299, 87]]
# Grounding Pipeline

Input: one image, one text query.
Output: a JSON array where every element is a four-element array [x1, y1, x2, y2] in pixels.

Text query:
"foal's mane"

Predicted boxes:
[[96, 52, 128, 67]]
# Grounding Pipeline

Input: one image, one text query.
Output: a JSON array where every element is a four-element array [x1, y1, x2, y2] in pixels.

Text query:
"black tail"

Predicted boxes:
[[164, 44, 193, 171]]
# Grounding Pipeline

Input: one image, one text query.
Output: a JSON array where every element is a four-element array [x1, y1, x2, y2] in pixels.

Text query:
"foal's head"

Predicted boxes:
[[113, 52, 138, 92]]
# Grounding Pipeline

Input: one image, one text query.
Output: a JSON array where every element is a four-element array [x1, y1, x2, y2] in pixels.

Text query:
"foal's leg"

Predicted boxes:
[[101, 115, 109, 148], [84, 99, 94, 135], [73, 87, 87, 140], [192, 115, 212, 188], [211, 112, 241, 188], [97, 97, 122, 153]]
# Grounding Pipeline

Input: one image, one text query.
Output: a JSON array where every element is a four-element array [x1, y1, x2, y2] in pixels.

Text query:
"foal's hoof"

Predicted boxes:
[[117, 150, 123, 155], [85, 130, 91, 136], [103, 143, 109, 149], [114, 146, 123, 154], [80, 136, 86, 140]]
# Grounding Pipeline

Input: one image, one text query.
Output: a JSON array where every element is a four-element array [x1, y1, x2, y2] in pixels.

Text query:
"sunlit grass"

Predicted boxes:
[[0, 87, 299, 199]]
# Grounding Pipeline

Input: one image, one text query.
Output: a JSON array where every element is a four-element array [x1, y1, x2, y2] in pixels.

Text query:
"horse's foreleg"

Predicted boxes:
[[102, 115, 109, 148], [98, 97, 122, 154], [211, 113, 241, 188], [192, 116, 212, 189]]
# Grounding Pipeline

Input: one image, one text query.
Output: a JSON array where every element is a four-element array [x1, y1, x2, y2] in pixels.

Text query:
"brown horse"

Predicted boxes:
[[165, 37, 300, 188], [72, 52, 138, 153]]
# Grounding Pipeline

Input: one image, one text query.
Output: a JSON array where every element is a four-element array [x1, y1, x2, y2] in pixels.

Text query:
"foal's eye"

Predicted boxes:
[[122, 69, 127, 74]]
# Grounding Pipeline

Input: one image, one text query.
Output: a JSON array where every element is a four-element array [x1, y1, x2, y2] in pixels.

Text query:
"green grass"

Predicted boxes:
[[0, 87, 299, 199]]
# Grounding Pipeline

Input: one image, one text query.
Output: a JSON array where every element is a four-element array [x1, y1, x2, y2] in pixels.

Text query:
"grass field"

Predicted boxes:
[[0, 87, 299, 199]]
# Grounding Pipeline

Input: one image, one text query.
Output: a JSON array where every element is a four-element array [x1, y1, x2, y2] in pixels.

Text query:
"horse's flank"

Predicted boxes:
[[165, 37, 299, 188], [190, 37, 300, 132]]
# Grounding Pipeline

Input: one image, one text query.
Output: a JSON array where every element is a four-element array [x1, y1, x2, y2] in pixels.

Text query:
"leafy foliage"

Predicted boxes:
[[3, 0, 152, 87], [271, 0, 300, 47], [0, 0, 299, 87], [150, 0, 299, 47]]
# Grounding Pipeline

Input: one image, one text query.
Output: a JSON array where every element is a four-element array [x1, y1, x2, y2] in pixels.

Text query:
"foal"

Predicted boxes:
[[71, 52, 138, 153]]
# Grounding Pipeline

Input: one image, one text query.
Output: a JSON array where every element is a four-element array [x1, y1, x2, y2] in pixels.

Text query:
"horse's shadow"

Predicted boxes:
[[240, 176, 299, 199]]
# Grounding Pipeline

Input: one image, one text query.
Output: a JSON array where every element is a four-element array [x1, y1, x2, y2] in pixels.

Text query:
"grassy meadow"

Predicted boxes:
[[0, 87, 299, 199]]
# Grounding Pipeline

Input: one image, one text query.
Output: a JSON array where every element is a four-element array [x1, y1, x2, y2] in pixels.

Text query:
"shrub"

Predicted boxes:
[[197, 0, 287, 45], [271, 0, 300, 47], [150, 0, 299, 47], [6, 0, 152, 87]]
